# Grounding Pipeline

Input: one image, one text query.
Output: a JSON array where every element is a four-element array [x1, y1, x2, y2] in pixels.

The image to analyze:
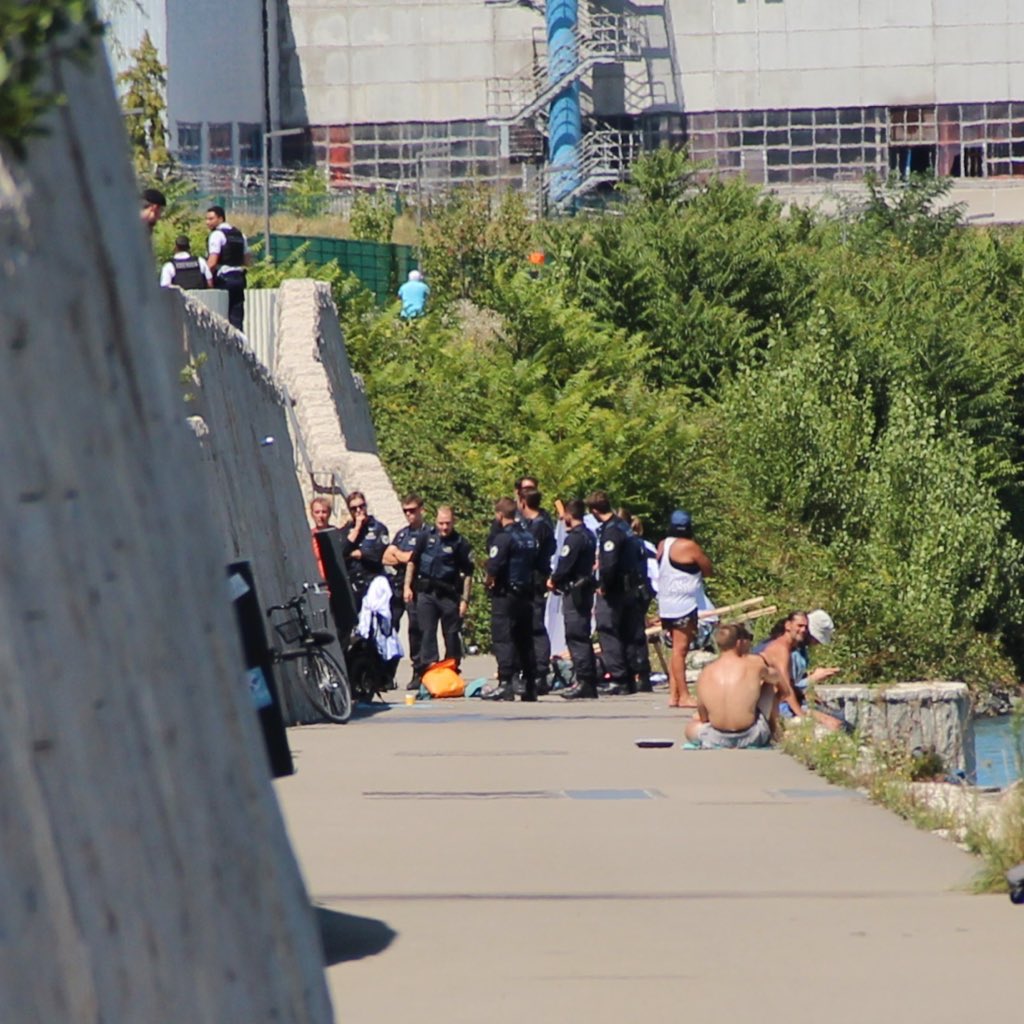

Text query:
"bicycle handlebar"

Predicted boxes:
[[266, 593, 308, 617]]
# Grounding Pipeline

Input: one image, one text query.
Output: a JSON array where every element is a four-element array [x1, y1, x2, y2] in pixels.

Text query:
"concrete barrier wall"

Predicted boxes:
[[170, 292, 346, 725], [0, 42, 331, 1024], [815, 682, 976, 778], [275, 279, 402, 527]]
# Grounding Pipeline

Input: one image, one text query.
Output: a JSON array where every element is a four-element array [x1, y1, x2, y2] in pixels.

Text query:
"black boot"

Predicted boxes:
[[636, 674, 653, 693], [561, 680, 598, 700], [521, 678, 539, 702], [482, 678, 515, 701]]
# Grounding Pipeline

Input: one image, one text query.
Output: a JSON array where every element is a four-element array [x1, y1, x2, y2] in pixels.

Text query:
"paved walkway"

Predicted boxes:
[[275, 658, 1021, 1024]]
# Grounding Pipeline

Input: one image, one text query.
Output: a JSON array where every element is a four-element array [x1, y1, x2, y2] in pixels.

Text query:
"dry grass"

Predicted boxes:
[[232, 211, 420, 246]]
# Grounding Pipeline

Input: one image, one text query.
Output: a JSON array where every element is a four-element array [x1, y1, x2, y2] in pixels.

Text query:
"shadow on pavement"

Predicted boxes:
[[314, 905, 397, 966], [351, 701, 393, 719]]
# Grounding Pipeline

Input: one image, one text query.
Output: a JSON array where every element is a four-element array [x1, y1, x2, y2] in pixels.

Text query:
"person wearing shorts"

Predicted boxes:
[[657, 510, 712, 708], [684, 623, 780, 749]]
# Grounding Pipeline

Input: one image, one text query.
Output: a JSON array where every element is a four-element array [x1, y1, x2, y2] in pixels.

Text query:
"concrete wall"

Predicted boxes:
[[274, 280, 402, 526], [171, 292, 349, 725], [674, 0, 1024, 111], [167, 0, 264, 125], [0, 34, 331, 1023], [280, 0, 536, 123], [98, 0, 167, 81]]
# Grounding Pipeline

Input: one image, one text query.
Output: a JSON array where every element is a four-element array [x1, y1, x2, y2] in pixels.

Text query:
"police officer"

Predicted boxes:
[[549, 498, 599, 699], [205, 204, 250, 330], [341, 490, 390, 612], [404, 505, 474, 680], [518, 486, 557, 693], [586, 490, 649, 695], [483, 497, 538, 702], [383, 493, 431, 689]]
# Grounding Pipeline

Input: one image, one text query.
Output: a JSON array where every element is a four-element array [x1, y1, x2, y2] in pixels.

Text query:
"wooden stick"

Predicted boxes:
[[646, 604, 778, 638], [697, 596, 764, 620]]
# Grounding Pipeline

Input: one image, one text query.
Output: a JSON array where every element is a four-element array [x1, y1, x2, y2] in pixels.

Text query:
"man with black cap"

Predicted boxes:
[[657, 509, 713, 708], [140, 188, 166, 233], [160, 235, 212, 290]]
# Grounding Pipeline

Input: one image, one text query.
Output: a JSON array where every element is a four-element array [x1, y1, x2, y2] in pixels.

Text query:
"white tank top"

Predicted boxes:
[[657, 540, 703, 619]]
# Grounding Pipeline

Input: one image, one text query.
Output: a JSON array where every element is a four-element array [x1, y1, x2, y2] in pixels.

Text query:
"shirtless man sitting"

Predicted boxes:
[[684, 623, 781, 749]]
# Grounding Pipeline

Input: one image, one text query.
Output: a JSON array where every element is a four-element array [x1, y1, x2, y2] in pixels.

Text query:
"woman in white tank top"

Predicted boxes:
[[656, 510, 713, 708]]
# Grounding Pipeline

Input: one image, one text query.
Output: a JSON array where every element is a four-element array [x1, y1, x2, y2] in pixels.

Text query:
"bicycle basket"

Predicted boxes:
[[274, 617, 304, 645]]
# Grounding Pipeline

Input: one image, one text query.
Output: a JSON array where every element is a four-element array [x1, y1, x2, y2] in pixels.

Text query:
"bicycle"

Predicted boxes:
[[266, 587, 352, 724]]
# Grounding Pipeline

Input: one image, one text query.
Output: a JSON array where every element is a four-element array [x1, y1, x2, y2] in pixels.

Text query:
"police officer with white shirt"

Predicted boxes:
[[205, 204, 250, 330], [160, 235, 212, 289]]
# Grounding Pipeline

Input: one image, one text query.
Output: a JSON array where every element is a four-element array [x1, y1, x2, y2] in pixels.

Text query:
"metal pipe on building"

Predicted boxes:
[[546, 0, 582, 205]]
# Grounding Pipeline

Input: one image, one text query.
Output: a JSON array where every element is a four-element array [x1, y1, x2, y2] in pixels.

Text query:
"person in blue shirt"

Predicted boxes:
[[398, 269, 430, 318]]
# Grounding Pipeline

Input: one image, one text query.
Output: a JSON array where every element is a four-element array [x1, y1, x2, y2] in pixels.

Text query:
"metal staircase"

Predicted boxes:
[[486, 10, 644, 126], [544, 128, 642, 210]]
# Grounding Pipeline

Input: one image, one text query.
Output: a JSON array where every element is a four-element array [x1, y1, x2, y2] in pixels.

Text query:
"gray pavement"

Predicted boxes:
[[275, 657, 1021, 1023]]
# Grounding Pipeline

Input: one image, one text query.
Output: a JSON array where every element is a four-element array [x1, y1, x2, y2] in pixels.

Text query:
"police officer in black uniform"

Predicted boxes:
[[518, 486, 557, 693], [341, 490, 390, 613], [384, 493, 430, 689], [549, 498, 599, 699], [586, 490, 648, 695], [405, 505, 474, 679], [483, 496, 539, 702]]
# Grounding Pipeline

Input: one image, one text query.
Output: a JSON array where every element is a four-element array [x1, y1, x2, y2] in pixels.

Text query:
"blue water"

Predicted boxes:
[[974, 716, 1021, 788]]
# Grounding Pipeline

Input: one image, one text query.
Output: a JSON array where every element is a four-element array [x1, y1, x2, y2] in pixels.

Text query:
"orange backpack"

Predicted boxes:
[[421, 658, 466, 698]]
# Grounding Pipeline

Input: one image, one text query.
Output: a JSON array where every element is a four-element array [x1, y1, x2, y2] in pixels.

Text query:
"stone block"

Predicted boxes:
[[814, 682, 975, 778]]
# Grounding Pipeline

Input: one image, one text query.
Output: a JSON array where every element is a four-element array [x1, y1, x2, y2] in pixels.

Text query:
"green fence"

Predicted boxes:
[[262, 234, 417, 305]]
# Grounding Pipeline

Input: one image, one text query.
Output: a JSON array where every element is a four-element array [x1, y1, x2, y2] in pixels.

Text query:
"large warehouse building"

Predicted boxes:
[[103, 1, 1024, 207]]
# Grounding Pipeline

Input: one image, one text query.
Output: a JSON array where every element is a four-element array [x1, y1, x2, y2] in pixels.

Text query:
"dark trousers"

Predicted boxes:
[[531, 592, 551, 679], [416, 590, 461, 669], [563, 593, 597, 686], [595, 590, 648, 685], [491, 592, 536, 683], [390, 596, 422, 675], [216, 275, 245, 331]]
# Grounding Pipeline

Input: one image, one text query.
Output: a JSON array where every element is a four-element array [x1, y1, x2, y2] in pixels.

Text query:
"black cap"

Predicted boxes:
[[142, 187, 166, 207]]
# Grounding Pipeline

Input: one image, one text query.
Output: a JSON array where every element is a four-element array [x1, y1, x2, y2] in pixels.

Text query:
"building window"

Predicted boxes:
[[888, 106, 936, 179], [208, 123, 232, 164], [238, 123, 263, 166], [177, 122, 200, 164]]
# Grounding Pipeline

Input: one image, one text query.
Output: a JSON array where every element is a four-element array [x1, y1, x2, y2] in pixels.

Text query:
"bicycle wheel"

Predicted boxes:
[[299, 650, 352, 724]]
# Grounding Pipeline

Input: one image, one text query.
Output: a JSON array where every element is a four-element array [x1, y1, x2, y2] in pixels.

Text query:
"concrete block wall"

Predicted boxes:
[[672, 0, 1024, 112], [0, 43, 331, 1023], [274, 279, 403, 529]]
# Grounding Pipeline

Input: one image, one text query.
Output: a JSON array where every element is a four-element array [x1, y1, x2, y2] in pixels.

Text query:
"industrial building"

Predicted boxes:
[[102, 1, 1024, 208]]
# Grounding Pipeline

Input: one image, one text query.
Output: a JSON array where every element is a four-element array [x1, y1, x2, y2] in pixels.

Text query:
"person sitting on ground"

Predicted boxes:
[[398, 269, 429, 319], [758, 610, 844, 731], [684, 623, 780, 749], [656, 510, 713, 709]]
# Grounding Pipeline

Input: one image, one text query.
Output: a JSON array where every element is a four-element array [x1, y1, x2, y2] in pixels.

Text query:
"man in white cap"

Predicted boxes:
[[760, 610, 843, 730], [398, 269, 430, 319]]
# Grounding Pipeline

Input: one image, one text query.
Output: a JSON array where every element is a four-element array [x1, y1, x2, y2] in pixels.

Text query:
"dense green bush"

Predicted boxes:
[[339, 154, 1024, 688]]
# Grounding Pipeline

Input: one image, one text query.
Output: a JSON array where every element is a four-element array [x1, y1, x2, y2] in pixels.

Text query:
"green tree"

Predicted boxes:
[[0, 1, 103, 157], [117, 30, 170, 175], [349, 190, 396, 242], [283, 166, 329, 219]]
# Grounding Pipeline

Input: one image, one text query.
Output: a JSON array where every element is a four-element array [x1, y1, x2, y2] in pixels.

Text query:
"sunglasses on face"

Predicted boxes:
[[403, 507, 421, 514], [349, 503, 366, 512]]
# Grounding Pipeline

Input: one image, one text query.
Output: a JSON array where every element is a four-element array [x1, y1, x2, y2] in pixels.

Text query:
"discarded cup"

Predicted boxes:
[[404, 693, 417, 706]]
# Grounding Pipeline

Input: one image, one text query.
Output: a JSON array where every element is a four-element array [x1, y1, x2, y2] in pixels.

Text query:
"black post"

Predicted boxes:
[[227, 560, 294, 778]]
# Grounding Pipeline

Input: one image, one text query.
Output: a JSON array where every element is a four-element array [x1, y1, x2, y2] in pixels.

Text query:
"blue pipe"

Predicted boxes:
[[546, 0, 581, 204]]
